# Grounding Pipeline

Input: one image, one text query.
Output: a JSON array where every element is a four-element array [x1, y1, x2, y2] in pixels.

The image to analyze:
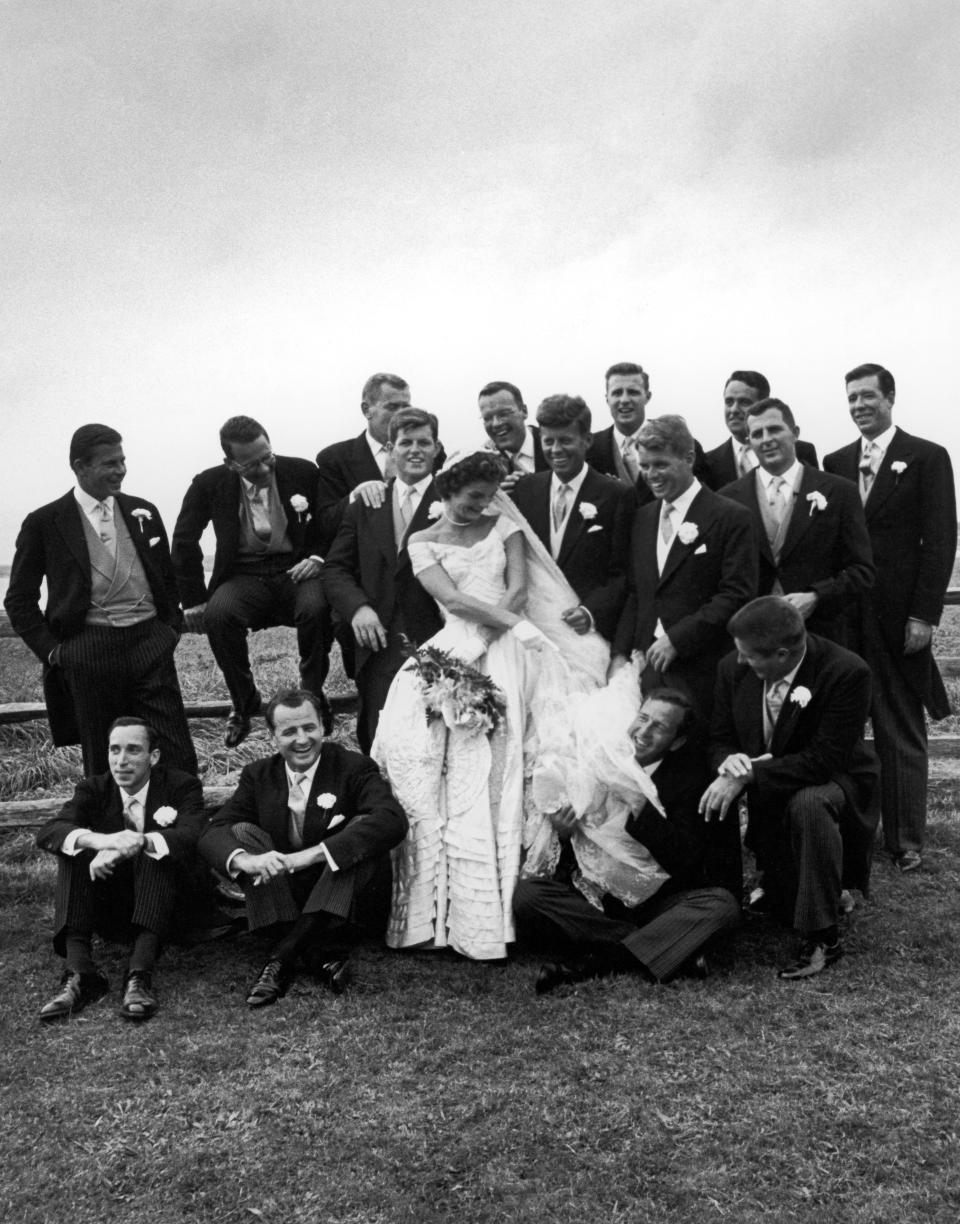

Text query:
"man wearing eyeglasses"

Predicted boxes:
[[172, 416, 330, 747], [478, 380, 549, 492]]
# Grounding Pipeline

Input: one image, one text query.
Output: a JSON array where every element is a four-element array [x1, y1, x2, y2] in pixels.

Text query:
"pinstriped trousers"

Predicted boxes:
[[51, 851, 179, 956], [513, 878, 741, 982], [229, 822, 390, 935], [57, 618, 197, 776]]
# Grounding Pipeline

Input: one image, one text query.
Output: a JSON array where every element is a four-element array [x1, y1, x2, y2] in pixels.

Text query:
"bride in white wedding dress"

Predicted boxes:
[[372, 450, 609, 960]]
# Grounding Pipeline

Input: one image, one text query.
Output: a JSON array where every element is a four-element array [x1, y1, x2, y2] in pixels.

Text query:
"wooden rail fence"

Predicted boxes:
[[3, 594, 960, 830]]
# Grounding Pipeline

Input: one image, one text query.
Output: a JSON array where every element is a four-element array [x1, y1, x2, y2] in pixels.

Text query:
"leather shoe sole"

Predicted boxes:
[[39, 970, 109, 1023]]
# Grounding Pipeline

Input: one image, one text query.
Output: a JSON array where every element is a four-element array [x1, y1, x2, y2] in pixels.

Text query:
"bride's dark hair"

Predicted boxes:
[[435, 451, 507, 497]]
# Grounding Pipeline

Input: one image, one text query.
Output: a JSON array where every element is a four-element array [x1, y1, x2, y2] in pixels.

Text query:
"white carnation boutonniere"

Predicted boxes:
[[806, 491, 828, 517], [152, 805, 178, 827], [579, 501, 598, 521], [890, 460, 908, 482], [131, 508, 153, 535], [316, 792, 337, 810], [677, 522, 699, 546], [789, 686, 812, 709], [289, 494, 311, 524], [427, 502, 442, 520]]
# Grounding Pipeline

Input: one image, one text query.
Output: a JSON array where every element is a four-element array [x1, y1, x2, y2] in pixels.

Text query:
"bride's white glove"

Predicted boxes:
[[455, 634, 488, 664], [511, 619, 556, 650]]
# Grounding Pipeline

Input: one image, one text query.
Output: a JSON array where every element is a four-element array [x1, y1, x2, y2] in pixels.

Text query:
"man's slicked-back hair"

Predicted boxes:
[[478, 380, 525, 411], [728, 596, 806, 654], [746, 397, 798, 431], [69, 424, 123, 467], [845, 363, 895, 399], [535, 394, 592, 435], [726, 370, 770, 400], [108, 716, 159, 751], [265, 687, 324, 731], [635, 415, 694, 458], [219, 415, 269, 456], [362, 372, 409, 406], [388, 407, 439, 443], [605, 362, 650, 393]]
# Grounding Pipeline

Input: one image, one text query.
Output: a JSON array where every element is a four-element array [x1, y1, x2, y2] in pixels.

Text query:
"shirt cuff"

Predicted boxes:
[[309, 554, 325, 565], [61, 828, 87, 856], [578, 605, 595, 630], [319, 843, 339, 872], [225, 848, 245, 878], [144, 832, 169, 860]]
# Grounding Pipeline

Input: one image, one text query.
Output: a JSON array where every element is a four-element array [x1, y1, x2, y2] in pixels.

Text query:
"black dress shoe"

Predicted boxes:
[[777, 939, 843, 980], [680, 953, 711, 981], [224, 712, 253, 749], [535, 956, 609, 995], [39, 969, 109, 1023], [317, 957, 351, 995], [246, 959, 293, 1008], [121, 970, 158, 1021]]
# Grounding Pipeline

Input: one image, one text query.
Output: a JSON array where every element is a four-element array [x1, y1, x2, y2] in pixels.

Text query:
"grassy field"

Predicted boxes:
[[2, 630, 960, 1222]]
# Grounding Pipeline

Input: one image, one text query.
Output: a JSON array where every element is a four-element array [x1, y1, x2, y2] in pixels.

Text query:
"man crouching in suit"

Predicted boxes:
[[36, 717, 205, 1023], [701, 597, 879, 980], [514, 688, 742, 991], [199, 688, 407, 1008], [510, 393, 634, 642]]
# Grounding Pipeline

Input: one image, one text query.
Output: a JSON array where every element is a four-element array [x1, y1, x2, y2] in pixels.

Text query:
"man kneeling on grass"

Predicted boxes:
[[513, 688, 742, 991], [36, 717, 205, 1023], [199, 688, 407, 1008]]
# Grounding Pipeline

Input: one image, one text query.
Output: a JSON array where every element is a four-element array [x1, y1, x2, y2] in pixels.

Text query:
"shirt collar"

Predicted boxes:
[[396, 474, 433, 498], [365, 431, 389, 458], [619, 428, 643, 452], [758, 459, 803, 491], [768, 646, 807, 694], [550, 465, 589, 498], [862, 424, 897, 456], [285, 756, 322, 789], [120, 779, 150, 809], [663, 478, 701, 517], [74, 487, 114, 514]]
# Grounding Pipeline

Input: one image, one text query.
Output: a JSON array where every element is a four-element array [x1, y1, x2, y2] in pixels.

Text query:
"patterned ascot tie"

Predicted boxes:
[[765, 680, 789, 747], [250, 487, 272, 541], [123, 797, 143, 833], [97, 501, 116, 555], [623, 436, 641, 483], [737, 444, 757, 477], [767, 476, 788, 526], [400, 485, 415, 531], [859, 443, 877, 503], [660, 502, 676, 545]]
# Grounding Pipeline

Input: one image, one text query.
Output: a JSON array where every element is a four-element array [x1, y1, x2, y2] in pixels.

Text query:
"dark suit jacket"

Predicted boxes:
[[199, 743, 407, 871], [613, 486, 757, 707], [315, 432, 447, 553], [702, 437, 818, 490], [509, 466, 633, 640], [587, 426, 711, 506], [719, 466, 874, 642], [321, 479, 444, 674], [625, 741, 743, 898], [4, 491, 183, 744], [824, 428, 956, 717], [171, 456, 322, 608], [710, 634, 880, 891], [37, 764, 205, 864]]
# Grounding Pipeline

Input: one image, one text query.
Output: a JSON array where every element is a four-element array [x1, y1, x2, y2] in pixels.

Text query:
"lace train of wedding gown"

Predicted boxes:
[[373, 515, 588, 961]]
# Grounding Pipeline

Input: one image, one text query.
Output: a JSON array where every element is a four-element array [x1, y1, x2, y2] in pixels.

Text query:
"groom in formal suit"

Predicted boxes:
[[322, 408, 445, 753], [199, 688, 407, 1007], [611, 415, 757, 719], [36, 717, 205, 1022], [514, 687, 742, 989], [719, 398, 874, 644], [172, 415, 330, 748], [4, 423, 196, 777], [510, 394, 633, 642], [823, 362, 956, 872], [702, 370, 819, 490], [702, 597, 879, 978]]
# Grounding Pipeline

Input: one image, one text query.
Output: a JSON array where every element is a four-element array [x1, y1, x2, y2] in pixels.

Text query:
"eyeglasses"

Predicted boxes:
[[480, 410, 522, 426], [227, 451, 276, 476]]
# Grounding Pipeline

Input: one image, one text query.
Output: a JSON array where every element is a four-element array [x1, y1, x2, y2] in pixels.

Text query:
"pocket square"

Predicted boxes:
[[149, 537, 161, 547], [327, 813, 346, 829], [694, 543, 707, 554], [587, 525, 603, 534]]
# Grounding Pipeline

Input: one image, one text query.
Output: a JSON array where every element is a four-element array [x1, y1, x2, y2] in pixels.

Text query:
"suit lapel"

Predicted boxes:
[[301, 746, 340, 846], [369, 487, 398, 565], [400, 480, 439, 556], [833, 439, 862, 484], [658, 488, 708, 587], [53, 492, 94, 572], [354, 433, 383, 484], [770, 643, 818, 756], [865, 429, 912, 520], [103, 781, 125, 834], [558, 468, 600, 567], [744, 476, 775, 566], [735, 669, 766, 757], [263, 756, 294, 848], [116, 494, 159, 579], [777, 467, 818, 563]]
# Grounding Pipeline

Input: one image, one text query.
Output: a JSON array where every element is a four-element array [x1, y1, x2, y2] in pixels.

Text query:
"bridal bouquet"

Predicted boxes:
[[403, 639, 506, 736]]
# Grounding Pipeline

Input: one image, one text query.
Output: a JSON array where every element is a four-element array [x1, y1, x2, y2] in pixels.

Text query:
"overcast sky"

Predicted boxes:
[[3, 0, 959, 560]]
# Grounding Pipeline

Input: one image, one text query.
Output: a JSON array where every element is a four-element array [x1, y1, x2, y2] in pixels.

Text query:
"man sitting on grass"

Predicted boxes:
[[514, 688, 742, 990], [700, 596, 879, 979], [36, 717, 205, 1023], [199, 687, 407, 1008]]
